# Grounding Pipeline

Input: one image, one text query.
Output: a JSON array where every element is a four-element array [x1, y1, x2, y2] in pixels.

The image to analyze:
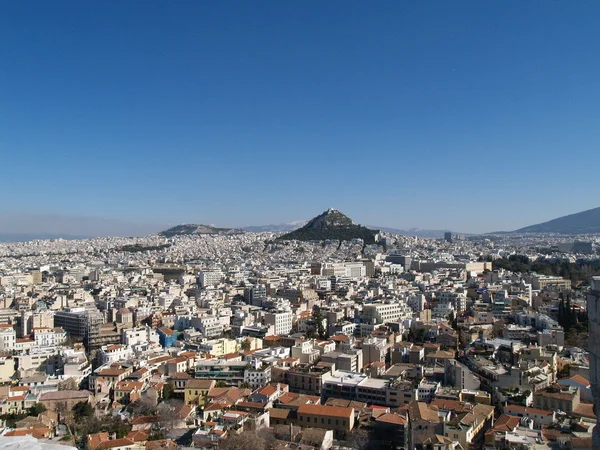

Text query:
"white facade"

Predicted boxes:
[[194, 316, 223, 338], [33, 327, 67, 348], [0, 325, 16, 352], [198, 270, 224, 287], [98, 344, 134, 365], [264, 311, 293, 335], [122, 326, 159, 347], [361, 302, 410, 325]]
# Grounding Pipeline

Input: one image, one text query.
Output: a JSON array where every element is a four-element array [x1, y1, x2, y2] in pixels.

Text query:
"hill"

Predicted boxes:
[[278, 209, 379, 243], [513, 206, 600, 234], [242, 221, 307, 233], [159, 224, 244, 238]]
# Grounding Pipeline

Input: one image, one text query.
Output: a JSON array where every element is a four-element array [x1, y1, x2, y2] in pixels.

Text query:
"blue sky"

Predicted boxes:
[[1, 1, 599, 235]]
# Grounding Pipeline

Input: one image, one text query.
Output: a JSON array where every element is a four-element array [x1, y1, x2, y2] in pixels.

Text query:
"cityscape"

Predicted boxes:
[[2, 2, 600, 450], [0, 207, 599, 449]]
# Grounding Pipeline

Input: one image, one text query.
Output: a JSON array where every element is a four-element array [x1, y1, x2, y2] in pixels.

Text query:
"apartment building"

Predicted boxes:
[[264, 311, 293, 335]]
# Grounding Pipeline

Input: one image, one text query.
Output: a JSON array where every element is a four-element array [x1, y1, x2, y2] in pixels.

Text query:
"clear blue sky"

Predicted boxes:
[[1, 1, 599, 235]]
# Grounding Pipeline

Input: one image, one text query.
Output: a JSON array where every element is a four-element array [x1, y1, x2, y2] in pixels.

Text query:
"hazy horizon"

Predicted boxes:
[[1, 205, 598, 238]]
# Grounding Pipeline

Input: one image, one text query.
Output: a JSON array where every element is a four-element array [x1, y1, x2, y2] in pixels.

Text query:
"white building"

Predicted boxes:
[[264, 311, 293, 336], [361, 302, 411, 325], [33, 327, 67, 348], [244, 360, 272, 390], [432, 303, 455, 319], [194, 315, 222, 338], [98, 344, 134, 365], [198, 270, 224, 288], [122, 326, 159, 347], [0, 325, 16, 352]]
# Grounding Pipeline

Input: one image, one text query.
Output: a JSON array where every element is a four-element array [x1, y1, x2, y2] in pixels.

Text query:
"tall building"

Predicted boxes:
[[361, 302, 410, 325], [385, 255, 412, 270], [264, 311, 293, 335], [587, 277, 600, 448], [244, 284, 267, 307], [198, 270, 223, 288], [444, 232, 452, 243]]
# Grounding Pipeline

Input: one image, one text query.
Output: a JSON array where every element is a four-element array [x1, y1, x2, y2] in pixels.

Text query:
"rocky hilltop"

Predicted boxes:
[[278, 209, 379, 243]]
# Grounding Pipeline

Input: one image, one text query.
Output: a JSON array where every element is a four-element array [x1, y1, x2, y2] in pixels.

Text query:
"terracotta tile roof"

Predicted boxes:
[[4, 428, 51, 439], [567, 374, 590, 387], [88, 432, 110, 450], [407, 402, 440, 422], [158, 327, 175, 336], [376, 413, 407, 425], [127, 430, 150, 442], [236, 401, 268, 410], [10, 386, 30, 392], [430, 399, 472, 413], [492, 414, 521, 432], [131, 416, 160, 425], [573, 403, 595, 419], [269, 408, 293, 419], [169, 372, 191, 380], [186, 379, 215, 390], [169, 357, 188, 364], [324, 398, 366, 410], [97, 438, 135, 449], [115, 381, 144, 391], [504, 405, 553, 416], [298, 404, 353, 418], [204, 402, 228, 412], [148, 355, 172, 364]]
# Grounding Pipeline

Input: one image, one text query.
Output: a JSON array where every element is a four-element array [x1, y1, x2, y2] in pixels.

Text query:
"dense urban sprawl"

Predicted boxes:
[[0, 218, 597, 449]]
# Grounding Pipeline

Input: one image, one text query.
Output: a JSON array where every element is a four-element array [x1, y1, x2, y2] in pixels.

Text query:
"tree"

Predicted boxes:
[[162, 381, 175, 401], [344, 428, 371, 450], [240, 339, 251, 352], [447, 311, 457, 330], [219, 430, 270, 450], [132, 396, 158, 416], [28, 403, 47, 417], [312, 308, 327, 340], [214, 381, 227, 388], [72, 401, 94, 418], [154, 400, 182, 438], [239, 381, 251, 389]]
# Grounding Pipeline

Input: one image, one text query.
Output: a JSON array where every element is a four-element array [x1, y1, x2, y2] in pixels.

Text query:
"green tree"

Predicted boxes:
[[72, 401, 93, 418], [28, 403, 47, 417], [162, 381, 175, 400], [239, 381, 251, 389], [240, 339, 251, 352], [313, 309, 327, 340], [214, 380, 227, 388]]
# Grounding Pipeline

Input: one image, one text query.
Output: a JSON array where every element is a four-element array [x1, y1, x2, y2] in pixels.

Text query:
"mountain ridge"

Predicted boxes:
[[512, 206, 600, 234], [159, 224, 244, 238]]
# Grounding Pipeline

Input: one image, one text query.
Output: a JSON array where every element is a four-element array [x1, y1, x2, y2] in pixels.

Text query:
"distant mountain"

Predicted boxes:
[[512, 207, 600, 234], [242, 221, 307, 233], [0, 233, 91, 243], [278, 209, 379, 243], [159, 224, 244, 238], [369, 226, 452, 238]]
